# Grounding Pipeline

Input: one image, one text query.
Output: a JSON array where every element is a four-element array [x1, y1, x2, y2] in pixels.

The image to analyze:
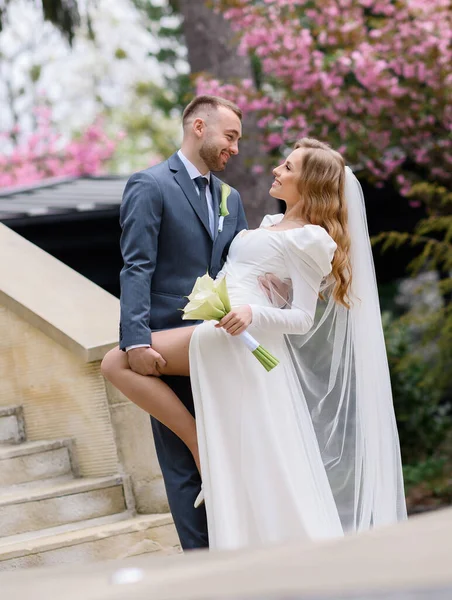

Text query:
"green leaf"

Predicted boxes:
[[114, 48, 127, 60], [30, 64, 42, 83]]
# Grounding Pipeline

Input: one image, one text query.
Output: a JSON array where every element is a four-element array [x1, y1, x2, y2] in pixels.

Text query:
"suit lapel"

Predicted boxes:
[[169, 153, 212, 239]]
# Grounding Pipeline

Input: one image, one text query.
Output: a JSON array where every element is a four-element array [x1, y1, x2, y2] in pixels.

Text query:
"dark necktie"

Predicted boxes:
[[194, 176, 214, 236]]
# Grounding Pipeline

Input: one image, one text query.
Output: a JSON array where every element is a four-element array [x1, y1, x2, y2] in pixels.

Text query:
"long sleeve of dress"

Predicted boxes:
[[249, 225, 337, 335]]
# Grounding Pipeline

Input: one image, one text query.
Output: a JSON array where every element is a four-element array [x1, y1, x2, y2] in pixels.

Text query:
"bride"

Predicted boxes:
[[101, 138, 407, 550]]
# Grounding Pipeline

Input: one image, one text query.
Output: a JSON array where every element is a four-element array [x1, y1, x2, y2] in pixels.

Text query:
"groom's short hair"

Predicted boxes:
[[183, 95, 242, 126]]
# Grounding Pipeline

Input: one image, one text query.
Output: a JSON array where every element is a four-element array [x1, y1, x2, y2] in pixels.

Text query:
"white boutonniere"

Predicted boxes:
[[218, 183, 231, 233]]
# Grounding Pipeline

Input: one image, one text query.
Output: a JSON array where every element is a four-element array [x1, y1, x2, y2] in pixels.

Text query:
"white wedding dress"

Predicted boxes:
[[189, 214, 346, 550]]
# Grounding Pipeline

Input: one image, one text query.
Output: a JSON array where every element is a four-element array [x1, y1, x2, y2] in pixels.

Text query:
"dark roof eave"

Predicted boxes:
[[0, 206, 120, 228], [0, 174, 127, 198]]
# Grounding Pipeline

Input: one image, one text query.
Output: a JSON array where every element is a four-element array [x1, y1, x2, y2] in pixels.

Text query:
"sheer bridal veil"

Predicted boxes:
[[282, 167, 407, 532]]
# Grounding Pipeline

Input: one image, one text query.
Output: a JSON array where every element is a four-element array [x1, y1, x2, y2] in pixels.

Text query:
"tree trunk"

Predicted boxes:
[[177, 0, 278, 227]]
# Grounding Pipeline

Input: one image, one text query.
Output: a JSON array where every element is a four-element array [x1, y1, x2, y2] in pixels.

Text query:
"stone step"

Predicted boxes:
[[0, 406, 25, 445], [0, 512, 179, 570], [0, 439, 75, 486], [0, 475, 127, 537]]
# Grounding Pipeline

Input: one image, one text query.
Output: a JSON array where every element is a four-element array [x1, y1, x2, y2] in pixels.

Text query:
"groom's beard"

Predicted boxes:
[[199, 141, 228, 172]]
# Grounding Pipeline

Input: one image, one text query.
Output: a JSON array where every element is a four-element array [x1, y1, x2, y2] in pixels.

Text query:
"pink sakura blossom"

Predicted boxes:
[[206, 0, 452, 195], [0, 109, 118, 189]]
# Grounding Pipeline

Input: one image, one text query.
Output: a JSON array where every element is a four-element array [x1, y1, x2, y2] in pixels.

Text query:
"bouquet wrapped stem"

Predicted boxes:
[[238, 331, 280, 372], [182, 274, 279, 372]]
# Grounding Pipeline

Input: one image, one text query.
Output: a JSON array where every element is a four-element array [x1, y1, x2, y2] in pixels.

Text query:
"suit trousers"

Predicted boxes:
[[151, 374, 209, 550]]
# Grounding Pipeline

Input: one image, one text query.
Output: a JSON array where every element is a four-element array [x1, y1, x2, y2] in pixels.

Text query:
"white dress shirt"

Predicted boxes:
[[126, 150, 214, 352]]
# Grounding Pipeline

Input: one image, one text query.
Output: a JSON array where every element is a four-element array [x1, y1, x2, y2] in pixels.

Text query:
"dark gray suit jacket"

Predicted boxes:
[[119, 152, 248, 350]]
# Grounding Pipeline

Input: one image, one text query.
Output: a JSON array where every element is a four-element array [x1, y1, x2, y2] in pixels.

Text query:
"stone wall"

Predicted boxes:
[[0, 223, 167, 512]]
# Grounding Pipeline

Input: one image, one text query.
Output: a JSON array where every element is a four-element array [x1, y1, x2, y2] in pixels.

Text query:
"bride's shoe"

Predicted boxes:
[[194, 485, 204, 508]]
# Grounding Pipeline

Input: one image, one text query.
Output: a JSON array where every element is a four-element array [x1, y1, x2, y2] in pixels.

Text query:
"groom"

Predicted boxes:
[[118, 95, 248, 550]]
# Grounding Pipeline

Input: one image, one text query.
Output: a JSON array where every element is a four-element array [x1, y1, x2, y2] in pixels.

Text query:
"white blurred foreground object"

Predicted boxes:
[[1, 508, 452, 600], [110, 567, 145, 585]]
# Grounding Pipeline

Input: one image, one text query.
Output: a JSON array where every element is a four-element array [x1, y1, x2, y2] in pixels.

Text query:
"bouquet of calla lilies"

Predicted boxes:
[[182, 274, 280, 372]]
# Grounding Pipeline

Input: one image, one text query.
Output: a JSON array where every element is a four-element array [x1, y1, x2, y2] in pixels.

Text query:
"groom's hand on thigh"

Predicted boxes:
[[127, 347, 167, 377]]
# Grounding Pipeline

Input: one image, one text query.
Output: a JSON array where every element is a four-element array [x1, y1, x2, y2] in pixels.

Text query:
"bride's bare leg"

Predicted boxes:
[[100, 326, 201, 473]]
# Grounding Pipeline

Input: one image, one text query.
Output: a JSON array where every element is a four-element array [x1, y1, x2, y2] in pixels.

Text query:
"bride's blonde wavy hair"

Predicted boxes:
[[293, 138, 352, 308]]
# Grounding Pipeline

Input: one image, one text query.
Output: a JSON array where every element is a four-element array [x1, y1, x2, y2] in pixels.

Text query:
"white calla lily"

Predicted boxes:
[[187, 273, 215, 301]]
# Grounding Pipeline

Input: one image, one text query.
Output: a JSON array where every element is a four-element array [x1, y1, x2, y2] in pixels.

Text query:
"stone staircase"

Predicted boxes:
[[0, 405, 180, 570]]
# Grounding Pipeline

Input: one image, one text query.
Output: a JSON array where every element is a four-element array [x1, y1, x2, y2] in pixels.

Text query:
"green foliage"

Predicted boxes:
[[403, 457, 449, 493], [374, 182, 452, 394], [383, 313, 451, 465], [0, 0, 88, 45], [250, 54, 263, 90], [105, 80, 181, 174], [403, 456, 452, 514], [130, 0, 191, 113], [376, 180, 452, 508], [403, 455, 452, 513], [114, 48, 127, 60], [29, 64, 42, 83]]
